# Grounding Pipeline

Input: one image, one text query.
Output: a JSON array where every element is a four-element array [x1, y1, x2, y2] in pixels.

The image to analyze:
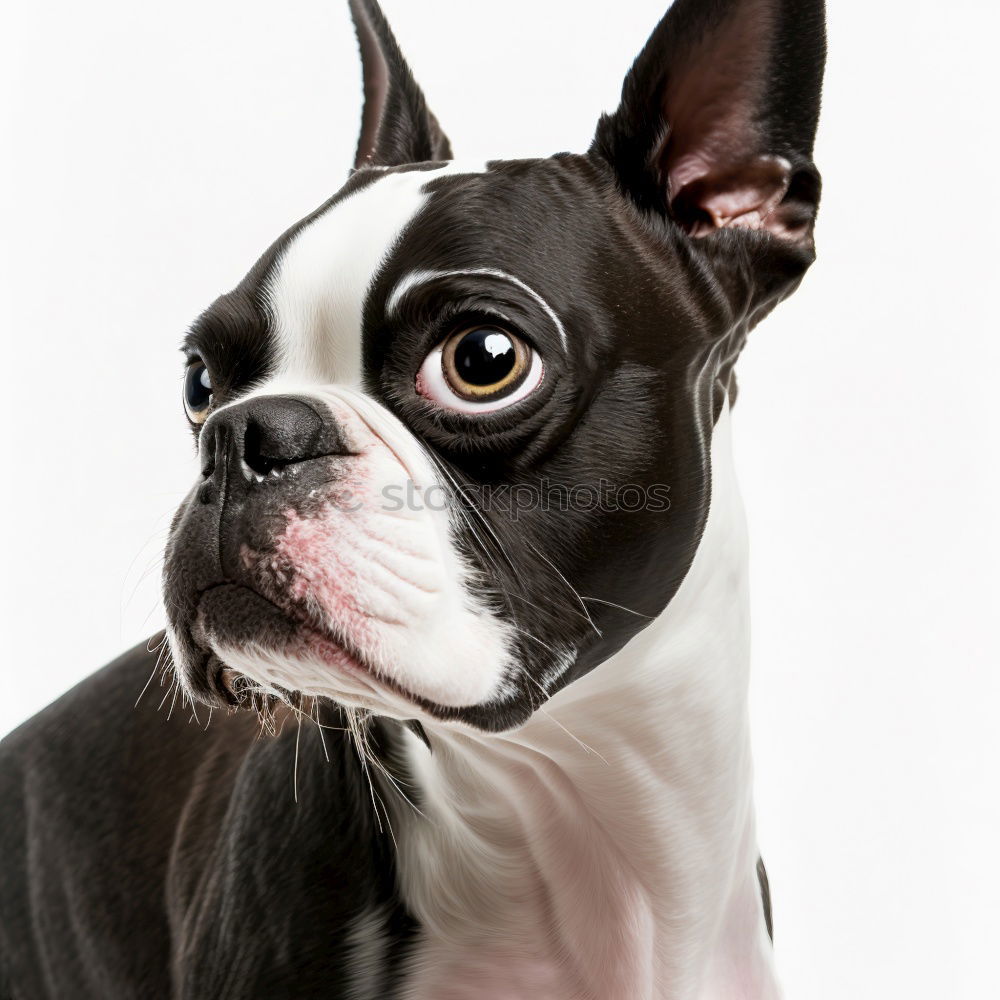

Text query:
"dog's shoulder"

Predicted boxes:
[[0, 639, 264, 996], [0, 642, 418, 998]]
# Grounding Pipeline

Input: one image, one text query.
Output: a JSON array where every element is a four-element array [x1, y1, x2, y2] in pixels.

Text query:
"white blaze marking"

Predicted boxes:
[[266, 162, 486, 386]]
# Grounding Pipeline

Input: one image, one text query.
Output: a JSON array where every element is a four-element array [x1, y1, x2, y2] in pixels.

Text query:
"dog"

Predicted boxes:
[[0, 1, 826, 996]]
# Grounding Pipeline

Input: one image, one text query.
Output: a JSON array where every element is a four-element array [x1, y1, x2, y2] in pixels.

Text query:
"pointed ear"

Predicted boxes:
[[592, 0, 826, 246], [348, 0, 453, 168]]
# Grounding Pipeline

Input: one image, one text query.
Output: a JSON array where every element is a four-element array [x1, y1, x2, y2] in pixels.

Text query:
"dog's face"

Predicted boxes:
[[163, 0, 824, 731]]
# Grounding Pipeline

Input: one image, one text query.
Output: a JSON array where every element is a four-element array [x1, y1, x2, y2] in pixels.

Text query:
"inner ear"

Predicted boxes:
[[592, 0, 825, 245], [670, 155, 793, 237], [656, 2, 791, 236]]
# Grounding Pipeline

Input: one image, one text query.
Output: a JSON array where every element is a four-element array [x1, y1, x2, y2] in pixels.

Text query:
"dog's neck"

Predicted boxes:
[[393, 404, 779, 1000]]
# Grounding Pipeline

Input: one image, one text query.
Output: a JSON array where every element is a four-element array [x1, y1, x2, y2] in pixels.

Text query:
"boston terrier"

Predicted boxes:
[[0, 1, 826, 996]]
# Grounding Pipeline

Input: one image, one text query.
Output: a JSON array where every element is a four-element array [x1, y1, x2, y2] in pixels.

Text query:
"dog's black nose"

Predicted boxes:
[[198, 396, 348, 494]]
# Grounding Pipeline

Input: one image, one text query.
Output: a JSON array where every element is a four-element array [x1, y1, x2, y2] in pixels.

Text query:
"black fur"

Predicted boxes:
[[0, 640, 417, 998], [349, 0, 453, 168]]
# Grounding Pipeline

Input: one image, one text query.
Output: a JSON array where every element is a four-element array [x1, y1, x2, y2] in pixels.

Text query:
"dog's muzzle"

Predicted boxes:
[[162, 385, 516, 722], [163, 394, 360, 706]]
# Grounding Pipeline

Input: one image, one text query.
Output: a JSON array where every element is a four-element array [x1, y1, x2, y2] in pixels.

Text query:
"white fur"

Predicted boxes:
[[394, 402, 781, 1000]]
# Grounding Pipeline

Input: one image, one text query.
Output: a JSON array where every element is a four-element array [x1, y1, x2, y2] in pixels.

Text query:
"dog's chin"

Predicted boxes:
[[186, 583, 445, 722]]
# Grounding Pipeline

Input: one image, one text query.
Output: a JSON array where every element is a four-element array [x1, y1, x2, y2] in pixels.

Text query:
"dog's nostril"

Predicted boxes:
[[240, 398, 329, 477], [198, 395, 345, 485], [242, 418, 313, 476], [243, 421, 287, 477]]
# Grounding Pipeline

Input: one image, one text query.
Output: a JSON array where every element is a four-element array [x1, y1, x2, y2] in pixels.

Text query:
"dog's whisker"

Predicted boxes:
[[427, 452, 605, 640], [524, 539, 602, 638], [426, 454, 519, 576], [357, 728, 427, 819], [537, 709, 609, 766], [293, 710, 303, 804], [519, 673, 610, 765], [118, 522, 172, 608], [145, 633, 167, 655], [135, 640, 172, 708], [311, 699, 331, 763], [424, 456, 571, 650], [134, 668, 159, 709], [350, 711, 384, 835], [358, 725, 400, 850], [138, 600, 166, 631], [579, 596, 652, 619], [508, 623, 558, 655], [165, 680, 180, 720], [156, 677, 175, 713]]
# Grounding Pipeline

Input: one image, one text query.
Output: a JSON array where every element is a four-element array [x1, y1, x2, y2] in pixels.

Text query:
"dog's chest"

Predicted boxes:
[[393, 821, 587, 999], [386, 729, 670, 1000], [401, 947, 580, 1000]]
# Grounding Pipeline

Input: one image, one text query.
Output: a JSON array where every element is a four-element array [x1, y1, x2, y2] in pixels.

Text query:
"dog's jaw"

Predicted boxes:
[[392, 402, 781, 1000]]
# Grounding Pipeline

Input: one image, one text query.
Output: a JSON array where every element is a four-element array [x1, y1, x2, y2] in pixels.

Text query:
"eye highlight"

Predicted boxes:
[[418, 325, 543, 414], [183, 360, 213, 424]]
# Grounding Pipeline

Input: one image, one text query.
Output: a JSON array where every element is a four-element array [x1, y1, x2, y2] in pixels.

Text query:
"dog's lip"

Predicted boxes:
[[193, 580, 454, 718], [216, 665, 241, 701], [194, 580, 397, 703]]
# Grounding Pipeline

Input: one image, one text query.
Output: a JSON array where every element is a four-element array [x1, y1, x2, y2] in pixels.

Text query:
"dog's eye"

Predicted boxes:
[[417, 325, 543, 414], [183, 361, 213, 424]]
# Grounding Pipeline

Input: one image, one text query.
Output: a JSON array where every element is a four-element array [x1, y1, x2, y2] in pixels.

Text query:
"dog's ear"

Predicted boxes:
[[349, 0, 453, 169], [592, 0, 825, 247]]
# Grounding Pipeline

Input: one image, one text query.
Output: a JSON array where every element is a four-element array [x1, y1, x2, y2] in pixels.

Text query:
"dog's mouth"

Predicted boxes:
[[191, 581, 430, 717], [194, 582, 371, 699]]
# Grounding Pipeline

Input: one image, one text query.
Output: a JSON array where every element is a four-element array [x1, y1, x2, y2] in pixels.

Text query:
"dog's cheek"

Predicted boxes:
[[241, 449, 444, 640], [269, 507, 376, 641]]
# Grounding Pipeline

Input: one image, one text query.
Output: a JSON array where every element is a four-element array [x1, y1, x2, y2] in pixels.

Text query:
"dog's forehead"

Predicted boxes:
[[263, 161, 484, 386], [255, 155, 609, 388]]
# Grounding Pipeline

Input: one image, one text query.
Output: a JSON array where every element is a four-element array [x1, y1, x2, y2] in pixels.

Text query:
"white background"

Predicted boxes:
[[2, 1, 997, 996]]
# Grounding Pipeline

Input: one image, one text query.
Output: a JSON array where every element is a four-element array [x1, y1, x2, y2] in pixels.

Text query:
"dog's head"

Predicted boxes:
[[163, 0, 825, 731]]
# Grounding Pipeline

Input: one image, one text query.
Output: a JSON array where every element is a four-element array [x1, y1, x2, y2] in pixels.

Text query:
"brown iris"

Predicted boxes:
[[441, 326, 530, 401]]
